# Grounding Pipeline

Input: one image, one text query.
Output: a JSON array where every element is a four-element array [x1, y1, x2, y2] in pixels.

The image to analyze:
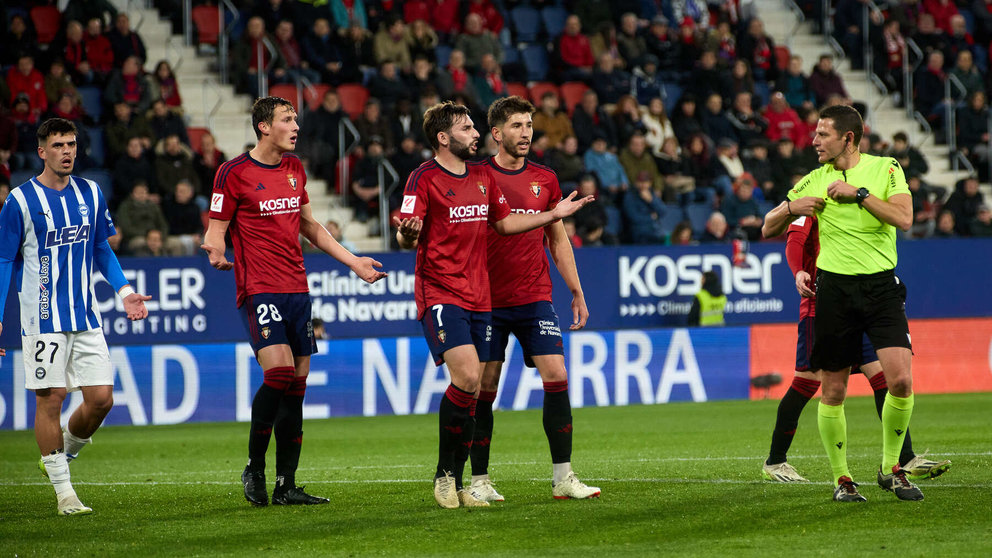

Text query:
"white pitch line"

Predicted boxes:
[[0, 478, 986, 488]]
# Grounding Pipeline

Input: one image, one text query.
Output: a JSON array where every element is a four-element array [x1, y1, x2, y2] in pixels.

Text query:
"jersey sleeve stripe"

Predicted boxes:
[[214, 153, 249, 192], [404, 161, 435, 194]]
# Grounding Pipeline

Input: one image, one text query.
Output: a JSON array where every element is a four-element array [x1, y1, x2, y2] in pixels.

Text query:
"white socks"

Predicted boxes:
[[553, 462, 571, 485], [471, 474, 489, 484], [42, 451, 74, 497], [63, 429, 91, 459]]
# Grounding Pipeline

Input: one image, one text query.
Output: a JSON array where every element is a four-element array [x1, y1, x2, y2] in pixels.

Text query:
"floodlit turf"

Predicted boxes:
[[1, 392, 990, 557]]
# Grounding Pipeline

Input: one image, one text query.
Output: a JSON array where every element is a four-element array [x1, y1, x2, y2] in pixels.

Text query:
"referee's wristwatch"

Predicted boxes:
[[855, 187, 870, 206]]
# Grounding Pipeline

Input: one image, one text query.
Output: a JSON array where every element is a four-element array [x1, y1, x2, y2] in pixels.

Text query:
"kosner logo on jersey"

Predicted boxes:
[[449, 204, 488, 221], [259, 196, 301, 214]]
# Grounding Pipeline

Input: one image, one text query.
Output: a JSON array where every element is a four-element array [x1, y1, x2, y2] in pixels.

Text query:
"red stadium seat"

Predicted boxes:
[[559, 82, 589, 116], [506, 83, 529, 100], [30, 6, 61, 45], [528, 82, 560, 105], [191, 5, 220, 46], [187, 127, 211, 152], [268, 84, 300, 112], [336, 84, 370, 120], [304, 83, 333, 110], [775, 45, 791, 71]]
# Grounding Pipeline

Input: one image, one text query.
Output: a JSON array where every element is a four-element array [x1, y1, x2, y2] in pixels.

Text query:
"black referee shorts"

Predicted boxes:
[[811, 269, 912, 372]]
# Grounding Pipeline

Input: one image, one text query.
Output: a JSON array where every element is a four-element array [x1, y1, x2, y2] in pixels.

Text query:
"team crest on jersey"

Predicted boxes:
[[77, 204, 89, 217], [35, 367, 46, 380], [437, 329, 446, 344], [288, 174, 297, 190], [530, 182, 541, 198], [477, 182, 486, 196], [261, 327, 271, 339]]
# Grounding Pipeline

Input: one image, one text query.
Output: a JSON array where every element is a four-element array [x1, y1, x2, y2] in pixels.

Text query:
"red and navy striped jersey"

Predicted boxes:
[[399, 159, 511, 319], [210, 152, 310, 307], [786, 215, 819, 318], [485, 157, 562, 308]]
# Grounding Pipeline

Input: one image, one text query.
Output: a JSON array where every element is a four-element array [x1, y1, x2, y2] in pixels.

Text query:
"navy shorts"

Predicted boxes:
[[420, 304, 492, 366], [796, 316, 880, 372], [240, 292, 316, 356], [489, 301, 565, 367]]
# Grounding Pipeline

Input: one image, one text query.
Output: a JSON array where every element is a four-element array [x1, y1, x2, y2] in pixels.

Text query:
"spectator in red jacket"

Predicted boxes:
[[84, 18, 116, 81], [467, 0, 504, 35], [923, 0, 960, 34], [764, 92, 803, 146], [558, 15, 595, 82], [63, 20, 95, 85], [7, 54, 47, 115]]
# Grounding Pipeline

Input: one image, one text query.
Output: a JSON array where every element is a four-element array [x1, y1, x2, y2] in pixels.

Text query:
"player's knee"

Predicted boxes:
[[35, 390, 66, 413], [90, 393, 114, 417], [819, 381, 847, 405], [541, 366, 567, 383], [886, 374, 913, 397]]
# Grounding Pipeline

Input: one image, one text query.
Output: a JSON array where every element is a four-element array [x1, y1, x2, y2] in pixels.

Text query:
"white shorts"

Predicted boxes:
[[23, 329, 113, 392]]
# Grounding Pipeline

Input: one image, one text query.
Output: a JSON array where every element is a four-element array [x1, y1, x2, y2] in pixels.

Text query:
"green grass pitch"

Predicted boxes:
[[2, 392, 991, 557]]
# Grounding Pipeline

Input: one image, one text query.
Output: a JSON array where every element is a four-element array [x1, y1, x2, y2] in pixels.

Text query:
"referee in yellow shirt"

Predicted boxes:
[[762, 105, 923, 502]]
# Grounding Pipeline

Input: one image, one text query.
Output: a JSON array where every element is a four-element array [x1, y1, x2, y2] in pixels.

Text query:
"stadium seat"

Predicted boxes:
[[84, 127, 106, 168], [520, 45, 549, 82], [541, 5, 568, 39], [506, 82, 529, 100], [191, 5, 221, 46], [659, 204, 687, 237], [187, 127, 211, 152], [78, 86, 103, 123], [528, 82, 560, 105], [662, 83, 683, 106], [304, 83, 333, 110], [79, 169, 114, 201], [30, 5, 61, 45], [559, 81, 589, 116], [268, 84, 300, 112], [502, 46, 520, 65], [510, 5, 541, 44], [336, 84, 369, 120], [435, 44, 454, 70], [686, 203, 713, 236], [775, 45, 791, 71]]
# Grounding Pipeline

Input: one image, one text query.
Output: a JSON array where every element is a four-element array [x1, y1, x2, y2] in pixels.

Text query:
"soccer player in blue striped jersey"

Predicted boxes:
[[0, 118, 151, 516]]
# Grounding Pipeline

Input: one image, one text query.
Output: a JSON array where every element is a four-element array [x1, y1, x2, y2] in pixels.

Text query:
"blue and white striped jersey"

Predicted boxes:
[[0, 176, 116, 334]]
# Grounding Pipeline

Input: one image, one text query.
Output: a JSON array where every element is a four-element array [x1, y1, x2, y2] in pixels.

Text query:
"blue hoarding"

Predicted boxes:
[[0, 327, 750, 430], [1, 239, 988, 348]]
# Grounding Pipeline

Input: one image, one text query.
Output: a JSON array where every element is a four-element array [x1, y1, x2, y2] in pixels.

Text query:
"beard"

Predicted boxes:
[[449, 136, 477, 161], [501, 136, 529, 158]]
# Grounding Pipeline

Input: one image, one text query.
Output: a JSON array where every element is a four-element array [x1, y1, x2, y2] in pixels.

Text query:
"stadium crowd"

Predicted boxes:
[[1, 0, 991, 253]]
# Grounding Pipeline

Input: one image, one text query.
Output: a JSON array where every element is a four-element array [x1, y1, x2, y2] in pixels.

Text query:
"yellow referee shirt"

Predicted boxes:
[[788, 154, 910, 275]]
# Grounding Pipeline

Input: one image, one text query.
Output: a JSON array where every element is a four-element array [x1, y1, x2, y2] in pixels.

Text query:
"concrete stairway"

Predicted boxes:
[[115, 1, 383, 251], [754, 0, 967, 191]]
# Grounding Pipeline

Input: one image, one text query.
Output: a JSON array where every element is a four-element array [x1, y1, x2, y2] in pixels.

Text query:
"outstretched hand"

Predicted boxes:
[[201, 242, 233, 271], [351, 257, 387, 284], [123, 292, 153, 320], [551, 191, 595, 220], [392, 216, 422, 243]]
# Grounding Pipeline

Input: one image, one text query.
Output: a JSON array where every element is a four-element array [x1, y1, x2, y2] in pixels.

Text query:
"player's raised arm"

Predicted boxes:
[[299, 203, 386, 283], [201, 218, 234, 270], [492, 191, 594, 236], [762, 197, 825, 238]]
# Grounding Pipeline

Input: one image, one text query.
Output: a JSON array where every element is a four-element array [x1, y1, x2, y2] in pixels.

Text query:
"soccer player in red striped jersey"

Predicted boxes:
[[466, 96, 600, 502], [202, 97, 386, 506], [392, 101, 592, 508], [760, 212, 950, 486]]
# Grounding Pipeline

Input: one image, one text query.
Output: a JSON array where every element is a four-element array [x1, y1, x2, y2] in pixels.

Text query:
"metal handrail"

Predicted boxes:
[[904, 39, 924, 119], [912, 111, 932, 149], [295, 75, 316, 123], [377, 160, 401, 250], [822, 0, 833, 38], [218, 0, 240, 85], [337, 118, 361, 200], [183, 0, 192, 47], [783, 0, 805, 49], [127, 0, 146, 32], [868, 73, 888, 128], [257, 36, 279, 99], [945, 75, 968, 155], [201, 77, 224, 131], [951, 150, 976, 175], [166, 35, 185, 72]]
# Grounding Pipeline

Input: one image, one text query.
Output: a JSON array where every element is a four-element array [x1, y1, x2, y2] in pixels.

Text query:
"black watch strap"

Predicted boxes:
[[856, 187, 870, 206]]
